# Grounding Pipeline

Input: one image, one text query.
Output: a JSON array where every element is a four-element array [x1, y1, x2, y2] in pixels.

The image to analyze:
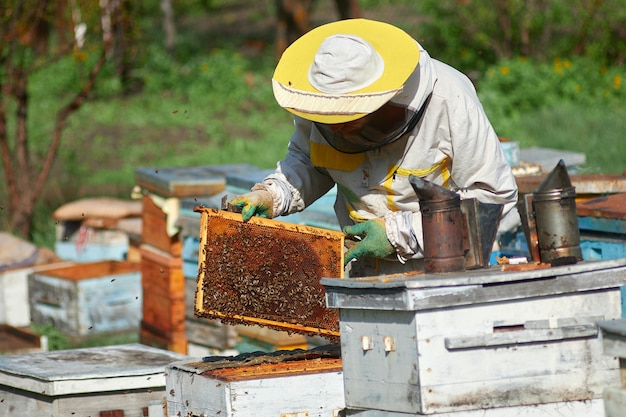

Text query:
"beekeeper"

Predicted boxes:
[[232, 18, 519, 276]]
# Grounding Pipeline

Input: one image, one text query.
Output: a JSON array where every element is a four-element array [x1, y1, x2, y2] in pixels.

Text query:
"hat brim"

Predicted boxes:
[[272, 19, 420, 124]]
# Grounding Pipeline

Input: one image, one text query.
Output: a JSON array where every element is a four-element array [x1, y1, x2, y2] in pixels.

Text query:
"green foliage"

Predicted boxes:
[[414, 0, 626, 72], [29, 324, 71, 351], [29, 323, 139, 351], [479, 56, 625, 119], [478, 56, 626, 174]]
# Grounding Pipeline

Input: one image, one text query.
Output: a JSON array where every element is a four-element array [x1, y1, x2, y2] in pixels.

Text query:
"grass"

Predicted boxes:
[[511, 103, 626, 174]]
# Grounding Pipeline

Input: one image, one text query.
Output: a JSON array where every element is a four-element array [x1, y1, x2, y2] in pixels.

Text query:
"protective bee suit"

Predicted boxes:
[[233, 19, 519, 276]]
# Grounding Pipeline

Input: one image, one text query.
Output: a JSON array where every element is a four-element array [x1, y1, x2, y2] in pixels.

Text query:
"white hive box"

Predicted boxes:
[[0, 262, 74, 327], [166, 353, 345, 417], [322, 258, 626, 416], [598, 319, 626, 417], [28, 261, 142, 336], [0, 343, 189, 416]]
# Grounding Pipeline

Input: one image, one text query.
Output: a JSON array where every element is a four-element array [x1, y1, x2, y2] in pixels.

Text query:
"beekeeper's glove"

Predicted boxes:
[[230, 190, 274, 221], [343, 219, 395, 266]]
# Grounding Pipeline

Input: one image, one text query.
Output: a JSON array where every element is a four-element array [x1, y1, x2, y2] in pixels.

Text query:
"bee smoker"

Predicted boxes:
[[518, 159, 582, 266], [409, 175, 503, 273]]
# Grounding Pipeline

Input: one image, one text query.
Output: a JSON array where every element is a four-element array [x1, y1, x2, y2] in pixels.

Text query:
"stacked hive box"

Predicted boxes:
[[135, 165, 258, 354]]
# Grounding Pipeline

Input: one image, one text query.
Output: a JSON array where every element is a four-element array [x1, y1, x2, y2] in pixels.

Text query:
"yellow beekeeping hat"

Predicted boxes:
[[272, 19, 420, 124]]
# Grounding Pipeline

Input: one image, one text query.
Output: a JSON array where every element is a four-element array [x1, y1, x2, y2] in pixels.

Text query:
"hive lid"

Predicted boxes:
[[0, 343, 189, 396], [135, 164, 266, 198], [194, 208, 344, 341]]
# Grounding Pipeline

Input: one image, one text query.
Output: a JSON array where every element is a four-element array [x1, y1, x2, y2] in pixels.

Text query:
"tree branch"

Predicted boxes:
[[32, 46, 109, 202]]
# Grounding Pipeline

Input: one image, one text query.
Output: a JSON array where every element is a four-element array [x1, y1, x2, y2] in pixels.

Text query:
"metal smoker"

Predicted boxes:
[[409, 175, 503, 273], [518, 159, 582, 266]]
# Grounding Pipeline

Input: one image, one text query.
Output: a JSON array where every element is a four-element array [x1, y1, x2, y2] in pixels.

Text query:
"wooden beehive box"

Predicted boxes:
[[0, 343, 189, 417], [139, 243, 187, 354], [0, 262, 74, 327], [194, 208, 344, 341], [598, 319, 626, 417], [166, 355, 344, 417], [322, 258, 626, 415], [28, 261, 142, 337]]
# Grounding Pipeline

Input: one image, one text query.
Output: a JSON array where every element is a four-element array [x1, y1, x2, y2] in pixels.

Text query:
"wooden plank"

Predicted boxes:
[[32, 261, 138, 281], [141, 292, 186, 332], [140, 248, 185, 299], [185, 318, 238, 350], [0, 325, 43, 353], [577, 193, 626, 220], [516, 173, 626, 196], [326, 266, 626, 311], [322, 257, 626, 290], [139, 326, 187, 354]]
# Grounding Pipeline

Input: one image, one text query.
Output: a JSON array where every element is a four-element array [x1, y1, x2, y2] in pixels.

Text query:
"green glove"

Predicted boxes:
[[230, 190, 274, 221], [343, 219, 395, 266]]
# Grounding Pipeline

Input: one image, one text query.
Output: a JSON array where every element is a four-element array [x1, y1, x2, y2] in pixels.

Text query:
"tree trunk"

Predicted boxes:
[[161, 0, 176, 53]]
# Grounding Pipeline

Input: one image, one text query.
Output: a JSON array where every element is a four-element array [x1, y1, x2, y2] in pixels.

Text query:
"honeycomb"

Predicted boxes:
[[194, 208, 344, 341]]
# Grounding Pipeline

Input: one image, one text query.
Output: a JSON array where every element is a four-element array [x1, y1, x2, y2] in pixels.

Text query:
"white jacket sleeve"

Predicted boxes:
[[255, 117, 335, 217]]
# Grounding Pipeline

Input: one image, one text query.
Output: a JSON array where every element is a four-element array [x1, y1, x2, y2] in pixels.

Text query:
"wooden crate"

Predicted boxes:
[[140, 244, 187, 353], [141, 194, 182, 257], [166, 357, 344, 417], [28, 261, 141, 337], [322, 258, 626, 415], [0, 343, 188, 417]]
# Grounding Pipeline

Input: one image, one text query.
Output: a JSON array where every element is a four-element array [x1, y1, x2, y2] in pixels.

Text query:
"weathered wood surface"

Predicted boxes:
[[328, 259, 625, 414], [340, 289, 620, 414], [604, 387, 626, 417], [0, 344, 188, 417], [343, 399, 605, 416], [0, 344, 188, 395], [166, 357, 344, 417], [28, 261, 142, 336], [324, 258, 626, 311]]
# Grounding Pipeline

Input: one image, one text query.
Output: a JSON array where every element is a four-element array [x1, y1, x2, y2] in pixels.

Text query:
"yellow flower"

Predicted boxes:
[[575, 84, 582, 93], [500, 66, 510, 75], [201, 63, 209, 72], [563, 60, 572, 69], [613, 75, 622, 89]]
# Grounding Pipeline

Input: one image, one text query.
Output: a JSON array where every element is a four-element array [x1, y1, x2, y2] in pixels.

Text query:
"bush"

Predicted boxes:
[[478, 56, 626, 174]]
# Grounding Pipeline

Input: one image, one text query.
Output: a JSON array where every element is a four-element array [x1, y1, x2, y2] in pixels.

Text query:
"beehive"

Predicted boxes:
[[194, 208, 344, 341]]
